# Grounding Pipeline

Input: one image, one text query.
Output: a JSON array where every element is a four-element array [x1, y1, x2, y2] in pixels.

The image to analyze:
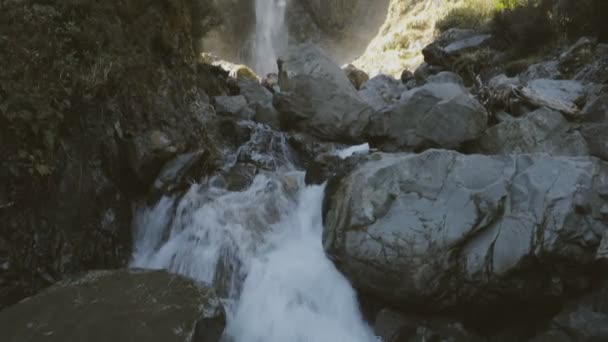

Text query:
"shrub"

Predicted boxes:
[[490, 0, 555, 56]]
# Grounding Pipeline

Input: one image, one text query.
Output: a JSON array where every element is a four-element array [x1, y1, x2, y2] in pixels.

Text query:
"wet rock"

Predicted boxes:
[[472, 107, 589, 156], [359, 74, 406, 111], [367, 72, 488, 151], [343, 63, 369, 90], [262, 73, 280, 93], [229, 64, 258, 81], [213, 95, 248, 118], [374, 309, 470, 342], [323, 150, 608, 312], [0, 269, 226, 342], [127, 130, 179, 185], [274, 44, 374, 143], [224, 163, 258, 192], [152, 150, 213, 195]]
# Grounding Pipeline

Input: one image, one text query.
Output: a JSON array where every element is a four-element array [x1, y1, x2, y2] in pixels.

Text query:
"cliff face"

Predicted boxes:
[[0, 0, 227, 309]]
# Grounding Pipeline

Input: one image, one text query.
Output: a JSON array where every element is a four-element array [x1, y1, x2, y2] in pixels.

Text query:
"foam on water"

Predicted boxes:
[[131, 163, 377, 341]]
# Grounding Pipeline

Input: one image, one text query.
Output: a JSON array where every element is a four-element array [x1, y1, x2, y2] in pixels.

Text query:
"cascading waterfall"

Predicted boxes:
[[250, 0, 288, 76], [131, 125, 377, 341]]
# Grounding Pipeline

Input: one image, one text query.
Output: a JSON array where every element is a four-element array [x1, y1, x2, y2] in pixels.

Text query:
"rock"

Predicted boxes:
[[262, 73, 280, 93], [224, 163, 258, 191], [400, 69, 414, 84], [342, 63, 369, 90], [358, 74, 406, 111], [535, 304, 608, 342], [581, 94, 608, 123], [286, 132, 341, 168], [252, 101, 280, 129], [559, 37, 597, 76], [229, 64, 258, 81], [213, 95, 248, 118], [323, 150, 608, 312], [0, 269, 225, 342], [127, 130, 179, 185], [152, 150, 213, 195], [413, 63, 444, 84], [278, 43, 355, 92], [520, 79, 586, 118], [374, 309, 470, 342], [574, 44, 608, 84], [237, 79, 273, 105], [581, 123, 608, 161], [520, 60, 562, 83], [472, 107, 589, 156], [366, 72, 488, 151], [274, 44, 374, 143], [422, 29, 492, 67]]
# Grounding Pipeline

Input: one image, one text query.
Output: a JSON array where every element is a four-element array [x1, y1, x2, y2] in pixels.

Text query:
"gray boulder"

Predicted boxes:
[[472, 107, 589, 156], [358, 74, 406, 111], [213, 95, 249, 119], [0, 269, 225, 342], [323, 150, 608, 312], [520, 79, 586, 118], [343, 63, 369, 90], [581, 123, 608, 161], [126, 130, 179, 185], [274, 44, 374, 142], [519, 60, 562, 83], [366, 72, 488, 151]]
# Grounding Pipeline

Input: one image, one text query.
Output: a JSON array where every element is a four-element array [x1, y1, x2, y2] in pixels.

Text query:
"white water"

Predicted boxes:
[[250, 0, 288, 76], [131, 129, 377, 341]]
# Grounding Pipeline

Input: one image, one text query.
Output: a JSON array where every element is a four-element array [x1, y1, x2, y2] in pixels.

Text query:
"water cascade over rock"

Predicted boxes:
[[250, 0, 288, 76], [131, 126, 378, 341]]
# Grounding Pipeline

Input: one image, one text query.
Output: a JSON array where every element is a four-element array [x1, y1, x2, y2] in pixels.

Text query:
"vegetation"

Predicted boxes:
[[437, 0, 608, 55]]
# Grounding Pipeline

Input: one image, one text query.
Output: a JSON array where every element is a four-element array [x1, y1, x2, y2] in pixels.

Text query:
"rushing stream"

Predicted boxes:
[[131, 126, 377, 341]]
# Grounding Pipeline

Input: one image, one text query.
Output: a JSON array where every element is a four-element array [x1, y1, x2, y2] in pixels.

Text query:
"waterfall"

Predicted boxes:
[[131, 127, 377, 341], [250, 0, 288, 76]]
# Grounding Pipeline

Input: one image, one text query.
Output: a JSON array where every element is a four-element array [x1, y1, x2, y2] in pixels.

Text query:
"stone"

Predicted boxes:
[[581, 94, 608, 123], [342, 63, 369, 90], [373, 309, 470, 342], [366, 72, 487, 151], [229, 64, 258, 81], [237, 79, 273, 106], [559, 37, 597, 76], [224, 163, 258, 192], [213, 95, 248, 117], [574, 44, 608, 84], [581, 123, 608, 161], [126, 130, 179, 185], [274, 44, 374, 143], [520, 79, 586, 118], [358, 74, 406, 111], [152, 150, 212, 195], [323, 150, 608, 312], [0, 269, 226, 342], [400, 69, 414, 84], [472, 107, 589, 156], [520, 60, 562, 83]]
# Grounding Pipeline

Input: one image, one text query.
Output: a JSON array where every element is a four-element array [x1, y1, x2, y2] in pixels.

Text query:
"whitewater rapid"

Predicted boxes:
[[131, 128, 377, 341]]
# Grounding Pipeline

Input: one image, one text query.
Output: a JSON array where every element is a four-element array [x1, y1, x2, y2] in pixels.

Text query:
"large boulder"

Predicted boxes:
[[472, 107, 589, 156], [581, 123, 608, 162], [323, 150, 608, 312], [126, 130, 179, 186], [520, 79, 586, 118], [0, 269, 225, 342], [358, 74, 406, 111], [366, 72, 488, 151], [274, 44, 374, 142]]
